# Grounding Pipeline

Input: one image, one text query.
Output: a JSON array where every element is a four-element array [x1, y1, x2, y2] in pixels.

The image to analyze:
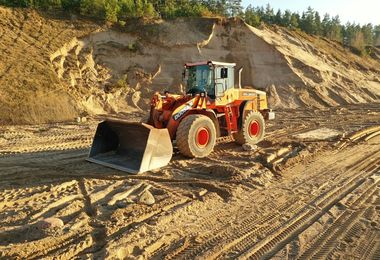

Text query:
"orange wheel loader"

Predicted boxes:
[[87, 61, 275, 173]]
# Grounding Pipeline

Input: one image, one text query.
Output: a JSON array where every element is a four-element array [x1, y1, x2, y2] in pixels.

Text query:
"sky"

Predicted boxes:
[[241, 0, 380, 25]]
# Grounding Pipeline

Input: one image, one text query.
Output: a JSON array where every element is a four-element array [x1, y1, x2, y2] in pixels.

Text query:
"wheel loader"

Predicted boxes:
[[87, 61, 275, 173]]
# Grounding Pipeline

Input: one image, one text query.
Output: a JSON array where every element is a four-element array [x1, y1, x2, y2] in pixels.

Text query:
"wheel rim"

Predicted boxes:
[[249, 120, 260, 138], [196, 127, 210, 148]]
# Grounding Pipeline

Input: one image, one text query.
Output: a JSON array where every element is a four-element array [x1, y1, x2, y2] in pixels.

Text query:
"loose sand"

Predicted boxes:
[[0, 104, 379, 259]]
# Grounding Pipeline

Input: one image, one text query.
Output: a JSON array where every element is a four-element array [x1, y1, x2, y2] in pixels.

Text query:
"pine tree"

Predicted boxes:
[[262, 3, 274, 24], [282, 10, 291, 28], [244, 4, 260, 27], [329, 15, 343, 43], [361, 23, 373, 46], [274, 9, 282, 26], [226, 0, 242, 17], [321, 13, 331, 37], [289, 13, 300, 29], [300, 7, 317, 34], [375, 25, 380, 46], [351, 31, 366, 54], [213, 0, 228, 17], [314, 11, 322, 35]]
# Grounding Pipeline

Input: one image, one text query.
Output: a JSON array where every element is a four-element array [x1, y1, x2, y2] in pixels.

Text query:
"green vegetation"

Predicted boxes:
[[1, 1, 379, 55], [0, 0, 241, 19], [244, 5, 380, 55]]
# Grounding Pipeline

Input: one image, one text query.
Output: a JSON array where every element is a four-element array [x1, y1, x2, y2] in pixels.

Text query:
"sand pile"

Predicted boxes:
[[0, 7, 101, 124], [1, 8, 379, 124]]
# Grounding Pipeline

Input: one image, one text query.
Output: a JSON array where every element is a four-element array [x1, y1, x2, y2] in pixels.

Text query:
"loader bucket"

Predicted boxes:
[[87, 120, 173, 174]]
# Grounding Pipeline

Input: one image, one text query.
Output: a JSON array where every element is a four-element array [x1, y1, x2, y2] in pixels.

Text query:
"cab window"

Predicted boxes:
[[221, 68, 228, 78], [186, 65, 215, 98]]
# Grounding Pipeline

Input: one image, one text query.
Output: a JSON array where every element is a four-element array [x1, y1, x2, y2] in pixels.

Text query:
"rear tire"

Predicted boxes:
[[234, 111, 265, 145], [176, 114, 216, 158]]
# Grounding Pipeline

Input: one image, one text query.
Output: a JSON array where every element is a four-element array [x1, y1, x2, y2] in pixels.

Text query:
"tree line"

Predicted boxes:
[[1, 0, 379, 55], [0, 0, 243, 20], [245, 5, 380, 55]]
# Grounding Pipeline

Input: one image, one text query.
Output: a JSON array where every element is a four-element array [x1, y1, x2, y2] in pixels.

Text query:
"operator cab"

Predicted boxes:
[[183, 61, 236, 99]]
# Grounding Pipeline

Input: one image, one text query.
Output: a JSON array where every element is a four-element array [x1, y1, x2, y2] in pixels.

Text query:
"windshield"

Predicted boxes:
[[186, 65, 215, 98]]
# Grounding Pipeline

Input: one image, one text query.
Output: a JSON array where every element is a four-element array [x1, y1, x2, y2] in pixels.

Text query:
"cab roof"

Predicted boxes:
[[185, 61, 236, 67]]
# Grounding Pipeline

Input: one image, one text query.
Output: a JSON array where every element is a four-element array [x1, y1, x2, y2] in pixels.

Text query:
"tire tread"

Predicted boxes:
[[176, 114, 216, 157]]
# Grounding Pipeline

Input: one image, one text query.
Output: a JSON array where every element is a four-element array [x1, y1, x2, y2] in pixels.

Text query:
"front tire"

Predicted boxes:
[[234, 111, 265, 145], [176, 115, 216, 158]]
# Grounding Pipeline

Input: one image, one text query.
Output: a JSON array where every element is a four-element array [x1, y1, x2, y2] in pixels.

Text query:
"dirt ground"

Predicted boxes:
[[0, 103, 379, 259]]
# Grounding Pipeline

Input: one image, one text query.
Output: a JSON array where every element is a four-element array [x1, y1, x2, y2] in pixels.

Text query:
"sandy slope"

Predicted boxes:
[[1, 8, 379, 124], [52, 18, 380, 112], [0, 103, 379, 259], [0, 7, 101, 124]]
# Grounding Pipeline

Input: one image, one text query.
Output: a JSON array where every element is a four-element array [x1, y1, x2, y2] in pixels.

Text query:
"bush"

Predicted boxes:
[[1, 0, 61, 9], [34, 0, 62, 10], [143, 2, 156, 18], [61, 0, 80, 11], [0, 0, 33, 7], [104, 0, 119, 22], [118, 0, 135, 19], [80, 0, 102, 18]]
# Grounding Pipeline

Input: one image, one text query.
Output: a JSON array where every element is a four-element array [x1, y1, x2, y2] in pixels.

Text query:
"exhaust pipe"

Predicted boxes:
[[238, 66, 243, 89]]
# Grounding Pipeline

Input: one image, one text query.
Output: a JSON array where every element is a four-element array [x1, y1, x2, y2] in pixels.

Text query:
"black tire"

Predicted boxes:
[[176, 114, 216, 158], [233, 111, 265, 145]]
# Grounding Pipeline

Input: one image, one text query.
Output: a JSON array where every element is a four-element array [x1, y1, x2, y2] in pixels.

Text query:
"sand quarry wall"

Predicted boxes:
[[1, 8, 380, 124]]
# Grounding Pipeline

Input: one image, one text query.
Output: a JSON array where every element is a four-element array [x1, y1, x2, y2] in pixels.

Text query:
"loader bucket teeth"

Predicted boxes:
[[87, 120, 173, 174]]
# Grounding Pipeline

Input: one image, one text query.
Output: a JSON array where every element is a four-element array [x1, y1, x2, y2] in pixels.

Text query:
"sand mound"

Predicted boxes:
[[248, 25, 380, 108], [1, 8, 379, 124], [0, 7, 100, 124]]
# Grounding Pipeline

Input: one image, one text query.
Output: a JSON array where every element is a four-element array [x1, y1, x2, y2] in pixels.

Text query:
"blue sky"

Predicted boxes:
[[242, 0, 380, 25]]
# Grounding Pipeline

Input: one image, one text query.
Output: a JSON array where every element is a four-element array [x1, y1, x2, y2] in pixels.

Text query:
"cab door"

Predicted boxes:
[[215, 67, 229, 97]]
